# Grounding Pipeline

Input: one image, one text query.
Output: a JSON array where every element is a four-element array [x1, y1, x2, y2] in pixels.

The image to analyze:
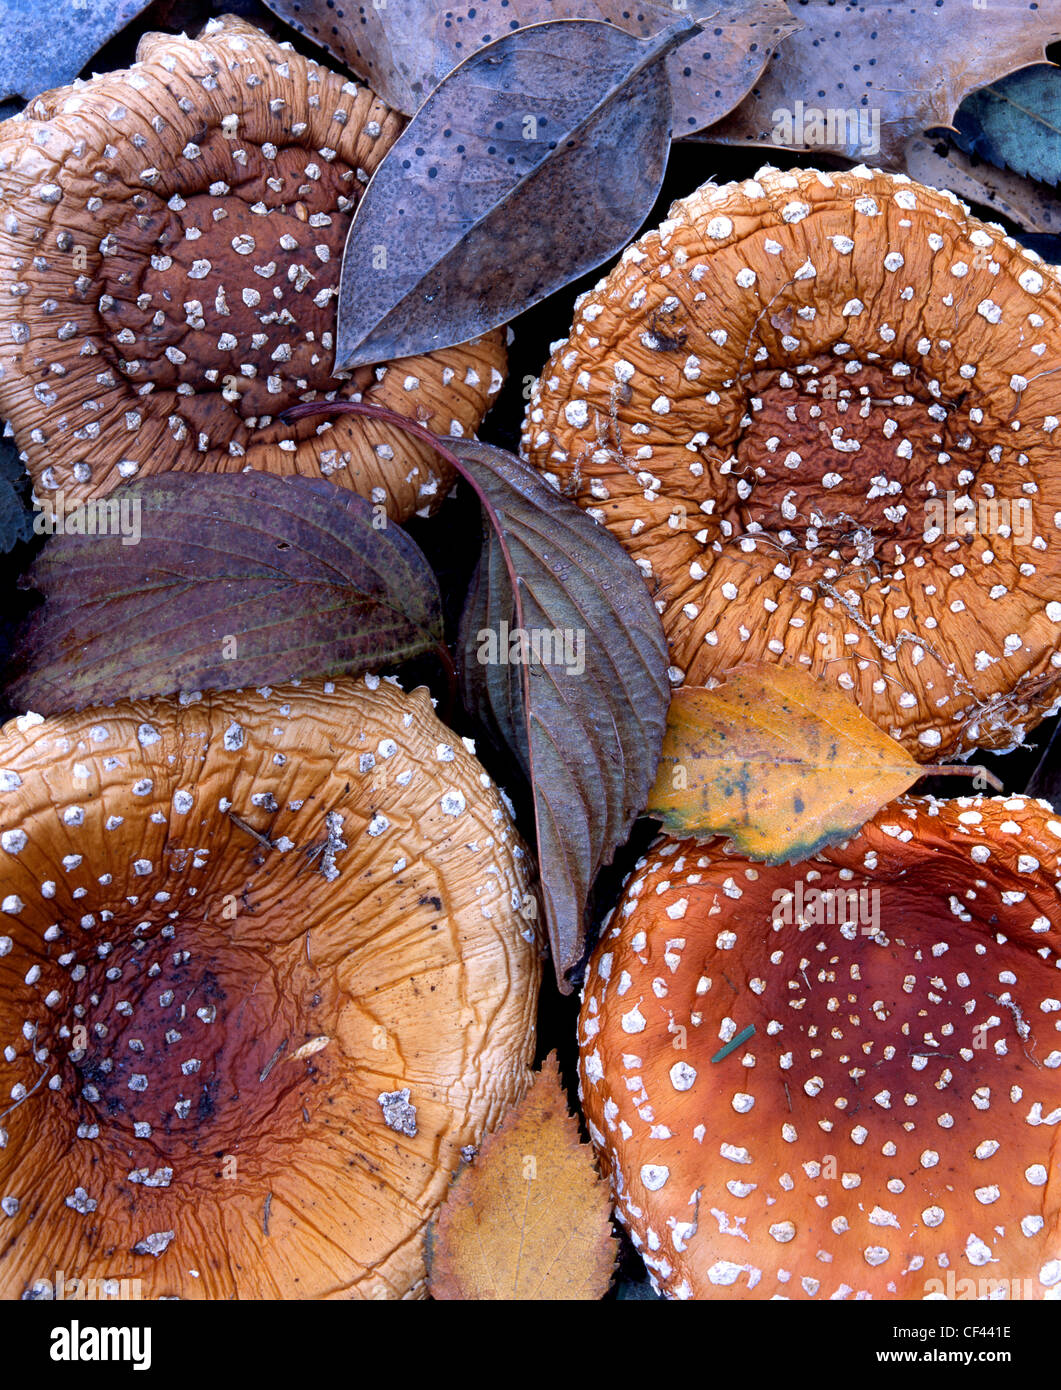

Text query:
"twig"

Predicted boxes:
[[227, 810, 275, 851], [259, 1039, 288, 1083]]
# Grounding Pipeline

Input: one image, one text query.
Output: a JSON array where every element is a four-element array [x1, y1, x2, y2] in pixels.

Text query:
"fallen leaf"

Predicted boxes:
[[0, 432, 32, 554], [903, 135, 1061, 236], [0, 0, 153, 102], [952, 65, 1061, 188], [281, 399, 670, 991], [427, 1053, 617, 1300], [452, 440, 669, 990], [647, 664, 997, 864], [1025, 719, 1061, 805], [459, 523, 528, 768], [706, 0, 1061, 167], [335, 16, 693, 368], [264, 0, 798, 134], [4, 471, 444, 713]]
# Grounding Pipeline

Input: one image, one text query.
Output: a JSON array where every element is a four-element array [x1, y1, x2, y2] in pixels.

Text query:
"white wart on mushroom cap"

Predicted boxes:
[[0, 676, 541, 1299], [578, 795, 1061, 1299], [523, 166, 1061, 760], [0, 16, 506, 522]]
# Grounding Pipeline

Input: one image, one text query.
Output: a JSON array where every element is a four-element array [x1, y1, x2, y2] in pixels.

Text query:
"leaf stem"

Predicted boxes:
[[920, 763, 1004, 793], [282, 399, 505, 718], [281, 400, 514, 562]]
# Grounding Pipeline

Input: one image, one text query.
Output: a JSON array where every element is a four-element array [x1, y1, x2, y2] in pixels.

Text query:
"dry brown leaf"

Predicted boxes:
[[647, 664, 995, 864], [705, 0, 1061, 166], [427, 1053, 616, 1300], [903, 136, 1061, 236], [264, 0, 799, 135]]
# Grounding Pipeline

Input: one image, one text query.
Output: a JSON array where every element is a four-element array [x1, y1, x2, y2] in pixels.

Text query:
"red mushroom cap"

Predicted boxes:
[[578, 794, 1061, 1299], [524, 166, 1061, 760]]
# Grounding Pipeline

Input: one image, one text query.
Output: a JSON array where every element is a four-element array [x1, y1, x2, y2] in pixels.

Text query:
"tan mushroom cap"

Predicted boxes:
[[0, 676, 541, 1299], [0, 16, 506, 524], [578, 796, 1061, 1299], [523, 166, 1061, 760]]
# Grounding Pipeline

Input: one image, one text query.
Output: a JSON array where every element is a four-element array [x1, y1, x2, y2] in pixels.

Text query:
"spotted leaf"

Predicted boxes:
[[648, 664, 994, 864]]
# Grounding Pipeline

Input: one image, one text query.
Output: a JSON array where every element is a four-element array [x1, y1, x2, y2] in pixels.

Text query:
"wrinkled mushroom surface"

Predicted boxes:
[[524, 166, 1061, 759], [0, 676, 541, 1299], [578, 795, 1061, 1299], [0, 16, 505, 522]]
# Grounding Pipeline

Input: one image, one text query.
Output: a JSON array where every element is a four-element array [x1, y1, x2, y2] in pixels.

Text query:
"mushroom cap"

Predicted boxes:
[[523, 166, 1061, 760], [0, 16, 505, 524], [578, 795, 1061, 1299], [0, 676, 541, 1299]]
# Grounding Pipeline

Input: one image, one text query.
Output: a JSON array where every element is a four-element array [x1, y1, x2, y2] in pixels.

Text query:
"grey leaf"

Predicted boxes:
[[336, 16, 694, 369], [0, 0, 153, 102], [953, 66, 1061, 189], [263, 0, 798, 135]]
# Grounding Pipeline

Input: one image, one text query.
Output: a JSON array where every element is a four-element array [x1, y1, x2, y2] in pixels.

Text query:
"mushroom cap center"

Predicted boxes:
[[63, 919, 322, 1163], [97, 132, 373, 429], [735, 358, 981, 570]]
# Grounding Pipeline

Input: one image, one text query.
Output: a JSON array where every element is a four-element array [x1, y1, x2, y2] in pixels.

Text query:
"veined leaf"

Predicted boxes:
[[952, 66, 1061, 189], [452, 438, 670, 990], [4, 471, 443, 713], [427, 1054, 616, 1300]]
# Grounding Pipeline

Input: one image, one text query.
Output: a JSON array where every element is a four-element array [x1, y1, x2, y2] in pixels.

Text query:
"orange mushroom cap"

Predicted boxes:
[[0, 16, 506, 523], [0, 676, 541, 1299], [577, 795, 1061, 1299], [523, 166, 1061, 760]]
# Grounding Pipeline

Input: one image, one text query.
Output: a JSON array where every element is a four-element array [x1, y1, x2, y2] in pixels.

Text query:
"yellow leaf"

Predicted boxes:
[[647, 663, 931, 863], [427, 1053, 616, 1300]]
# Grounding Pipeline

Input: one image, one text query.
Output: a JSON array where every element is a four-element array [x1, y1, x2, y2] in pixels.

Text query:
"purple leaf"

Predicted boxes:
[[4, 471, 444, 713]]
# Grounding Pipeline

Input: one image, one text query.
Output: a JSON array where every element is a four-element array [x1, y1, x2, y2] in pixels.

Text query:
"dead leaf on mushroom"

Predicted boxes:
[[335, 15, 695, 368], [427, 1053, 617, 1300], [707, 0, 1061, 166], [4, 471, 444, 713], [265, 0, 799, 134], [647, 664, 1000, 864]]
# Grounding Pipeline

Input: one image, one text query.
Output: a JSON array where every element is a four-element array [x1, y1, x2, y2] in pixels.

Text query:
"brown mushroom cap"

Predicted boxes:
[[0, 16, 506, 523], [578, 795, 1061, 1299], [0, 676, 541, 1299], [523, 166, 1061, 760]]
